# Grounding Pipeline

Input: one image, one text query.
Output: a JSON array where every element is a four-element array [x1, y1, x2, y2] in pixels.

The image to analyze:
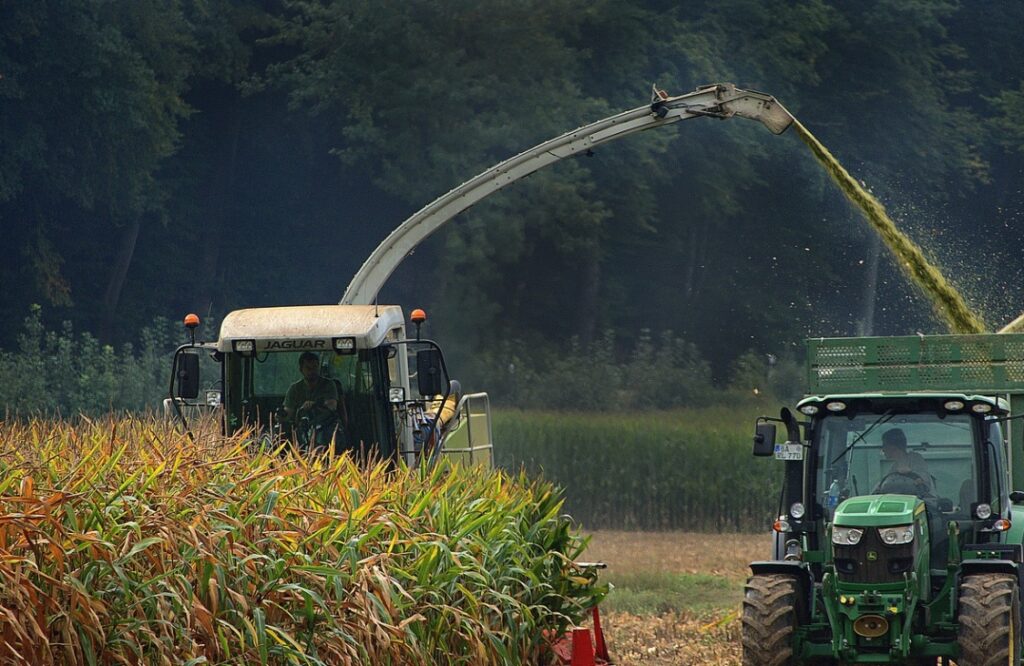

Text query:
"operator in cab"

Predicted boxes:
[[876, 427, 933, 495], [283, 352, 338, 420]]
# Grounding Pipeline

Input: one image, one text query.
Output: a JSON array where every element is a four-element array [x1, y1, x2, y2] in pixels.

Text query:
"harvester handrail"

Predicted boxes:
[[439, 392, 494, 466]]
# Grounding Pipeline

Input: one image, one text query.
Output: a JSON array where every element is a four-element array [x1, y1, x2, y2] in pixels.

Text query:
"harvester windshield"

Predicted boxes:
[[815, 410, 999, 521], [224, 347, 397, 456]]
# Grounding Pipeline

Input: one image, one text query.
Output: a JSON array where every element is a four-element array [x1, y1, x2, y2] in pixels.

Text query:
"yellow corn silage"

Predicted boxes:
[[793, 119, 986, 335]]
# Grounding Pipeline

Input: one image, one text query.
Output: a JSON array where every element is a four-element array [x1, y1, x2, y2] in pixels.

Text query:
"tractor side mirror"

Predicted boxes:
[[416, 349, 444, 397], [753, 423, 776, 457], [176, 351, 200, 400], [1010, 490, 1024, 504]]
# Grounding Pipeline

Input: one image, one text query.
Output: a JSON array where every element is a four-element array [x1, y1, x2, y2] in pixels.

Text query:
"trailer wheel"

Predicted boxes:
[[742, 574, 803, 666], [958, 573, 1020, 666]]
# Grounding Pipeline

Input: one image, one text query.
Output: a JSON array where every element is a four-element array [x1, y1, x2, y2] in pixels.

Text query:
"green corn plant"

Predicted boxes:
[[0, 416, 604, 665], [494, 408, 781, 531]]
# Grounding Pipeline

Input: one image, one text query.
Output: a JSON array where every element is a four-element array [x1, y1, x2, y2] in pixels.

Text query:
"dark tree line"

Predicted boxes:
[[2, 1, 1023, 402]]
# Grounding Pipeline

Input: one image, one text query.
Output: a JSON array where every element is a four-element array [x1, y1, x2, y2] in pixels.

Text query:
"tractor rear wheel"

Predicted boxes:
[[958, 573, 1021, 666], [741, 574, 802, 666]]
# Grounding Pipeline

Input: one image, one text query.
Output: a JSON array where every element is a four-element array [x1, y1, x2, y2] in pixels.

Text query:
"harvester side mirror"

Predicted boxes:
[[753, 423, 776, 457], [416, 349, 444, 397], [176, 351, 201, 400]]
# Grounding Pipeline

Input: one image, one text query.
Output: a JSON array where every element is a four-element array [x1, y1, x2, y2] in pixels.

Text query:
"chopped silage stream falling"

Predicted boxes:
[[792, 119, 987, 334]]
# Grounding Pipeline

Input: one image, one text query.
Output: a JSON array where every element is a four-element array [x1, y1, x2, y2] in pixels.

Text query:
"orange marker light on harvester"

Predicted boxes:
[[411, 308, 427, 341], [183, 313, 200, 345]]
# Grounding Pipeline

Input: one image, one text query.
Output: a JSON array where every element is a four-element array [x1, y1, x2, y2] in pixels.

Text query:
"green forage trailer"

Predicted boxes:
[[743, 333, 1024, 665]]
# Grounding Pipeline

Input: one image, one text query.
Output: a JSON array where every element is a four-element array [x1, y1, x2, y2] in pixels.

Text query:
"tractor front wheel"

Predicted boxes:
[[741, 574, 802, 666], [958, 573, 1021, 666]]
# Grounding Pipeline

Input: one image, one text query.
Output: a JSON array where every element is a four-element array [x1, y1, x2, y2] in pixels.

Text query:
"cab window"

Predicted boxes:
[[816, 413, 976, 519]]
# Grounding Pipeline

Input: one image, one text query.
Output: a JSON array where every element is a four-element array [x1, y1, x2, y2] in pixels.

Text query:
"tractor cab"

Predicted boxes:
[[793, 394, 1007, 577], [168, 305, 493, 467], [803, 394, 1007, 531], [744, 334, 1024, 665]]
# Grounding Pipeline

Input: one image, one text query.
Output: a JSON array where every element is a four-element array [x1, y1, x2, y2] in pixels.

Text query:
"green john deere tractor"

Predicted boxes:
[[743, 333, 1024, 665]]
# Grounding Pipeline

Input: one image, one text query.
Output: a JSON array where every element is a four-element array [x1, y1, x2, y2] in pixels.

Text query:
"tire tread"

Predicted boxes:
[[957, 573, 1020, 666], [741, 573, 800, 666]]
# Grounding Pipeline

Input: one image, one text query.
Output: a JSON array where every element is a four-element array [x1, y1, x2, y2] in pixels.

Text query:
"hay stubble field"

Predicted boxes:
[[582, 531, 769, 665]]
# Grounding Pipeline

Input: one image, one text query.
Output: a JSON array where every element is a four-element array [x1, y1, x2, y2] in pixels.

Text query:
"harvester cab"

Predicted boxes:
[[166, 305, 493, 467], [744, 333, 1024, 665]]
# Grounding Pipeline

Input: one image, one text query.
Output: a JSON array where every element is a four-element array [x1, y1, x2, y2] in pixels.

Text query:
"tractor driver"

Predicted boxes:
[[283, 352, 338, 420], [876, 427, 933, 494]]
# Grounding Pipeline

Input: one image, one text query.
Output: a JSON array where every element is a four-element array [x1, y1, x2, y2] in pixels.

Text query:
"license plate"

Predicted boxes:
[[774, 443, 804, 461]]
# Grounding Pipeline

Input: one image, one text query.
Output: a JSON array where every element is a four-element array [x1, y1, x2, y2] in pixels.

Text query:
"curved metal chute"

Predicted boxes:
[[341, 82, 794, 305]]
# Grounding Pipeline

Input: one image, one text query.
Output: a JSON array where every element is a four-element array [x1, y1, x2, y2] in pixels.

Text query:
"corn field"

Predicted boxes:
[[0, 417, 602, 665], [494, 408, 781, 532]]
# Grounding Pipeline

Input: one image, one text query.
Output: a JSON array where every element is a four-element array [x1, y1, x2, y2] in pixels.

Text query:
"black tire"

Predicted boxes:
[[742, 574, 802, 666], [958, 573, 1021, 666]]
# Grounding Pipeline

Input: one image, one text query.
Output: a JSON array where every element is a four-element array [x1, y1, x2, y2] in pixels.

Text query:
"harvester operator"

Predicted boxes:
[[283, 352, 338, 418]]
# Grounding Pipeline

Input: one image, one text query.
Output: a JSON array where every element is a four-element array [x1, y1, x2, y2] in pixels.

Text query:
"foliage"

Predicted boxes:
[[990, 83, 1024, 154], [0, 311, 804, 415], [470, 329, 716, 411], [494, 408, 781, 531], [0, 306, 179, 415], [0, 416, 601, 664], [3, 1, 1024, 382]]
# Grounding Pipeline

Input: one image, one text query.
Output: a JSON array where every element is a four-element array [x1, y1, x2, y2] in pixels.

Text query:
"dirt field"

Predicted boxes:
[[581, 531, 770, 666]]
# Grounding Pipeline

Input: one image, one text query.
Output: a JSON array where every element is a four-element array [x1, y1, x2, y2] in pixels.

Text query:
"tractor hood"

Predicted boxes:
[[833, 495, 922, 527]]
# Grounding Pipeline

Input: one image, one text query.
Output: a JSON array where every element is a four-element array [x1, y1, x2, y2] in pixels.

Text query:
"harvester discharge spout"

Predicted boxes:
[[341, 82, 794, 306], [651, 82, 794, 135]]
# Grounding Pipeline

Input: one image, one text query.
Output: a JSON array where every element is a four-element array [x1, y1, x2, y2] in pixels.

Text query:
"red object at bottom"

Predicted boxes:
[[571, 628, 595, 666], [548, 607, 612, 665], [592, 607, 610, 661]]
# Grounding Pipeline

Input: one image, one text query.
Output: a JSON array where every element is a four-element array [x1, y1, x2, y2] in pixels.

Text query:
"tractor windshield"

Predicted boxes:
[[815, 412, 986, 521]]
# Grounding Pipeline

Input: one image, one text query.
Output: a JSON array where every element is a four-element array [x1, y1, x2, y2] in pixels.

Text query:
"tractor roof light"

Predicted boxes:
[[971, 402, 993, 414], [826, 401, 847, 412], [943, 400, 965, 412], [800, 404, 820, 416]]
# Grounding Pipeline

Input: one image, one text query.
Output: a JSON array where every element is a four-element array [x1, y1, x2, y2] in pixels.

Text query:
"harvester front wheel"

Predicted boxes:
[[741, 574, 802, 666], [958, 573, 1021, 666]]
